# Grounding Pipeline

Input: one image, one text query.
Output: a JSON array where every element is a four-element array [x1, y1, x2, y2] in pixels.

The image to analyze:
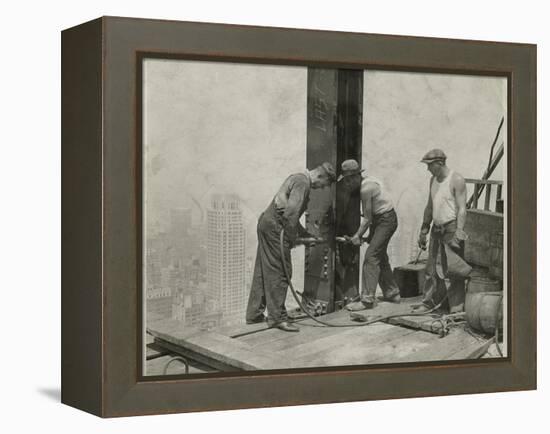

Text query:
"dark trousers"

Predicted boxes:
[[361, 209, 400, 303], [422, 221, 467, 313], [246, 210, 292, 326]]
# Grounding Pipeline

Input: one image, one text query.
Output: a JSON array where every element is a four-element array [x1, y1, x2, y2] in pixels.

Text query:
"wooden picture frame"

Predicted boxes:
[[61, 16, 536, 417]]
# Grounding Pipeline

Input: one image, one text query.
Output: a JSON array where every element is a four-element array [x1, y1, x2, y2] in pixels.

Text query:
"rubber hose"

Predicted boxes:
[[279, 229, 445, 328]]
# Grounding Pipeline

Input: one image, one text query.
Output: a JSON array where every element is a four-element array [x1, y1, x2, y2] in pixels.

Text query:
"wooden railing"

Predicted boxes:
[[465, 179, 503, 213]]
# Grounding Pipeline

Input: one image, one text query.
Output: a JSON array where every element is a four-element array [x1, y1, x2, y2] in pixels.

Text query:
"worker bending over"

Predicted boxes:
[[339, 159, 401, 312], [414, 149, 472, 314], [246, 163, 336, 332]]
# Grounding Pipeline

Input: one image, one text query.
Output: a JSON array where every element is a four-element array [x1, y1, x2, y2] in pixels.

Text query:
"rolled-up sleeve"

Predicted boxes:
[[282, 178, 308, 243]]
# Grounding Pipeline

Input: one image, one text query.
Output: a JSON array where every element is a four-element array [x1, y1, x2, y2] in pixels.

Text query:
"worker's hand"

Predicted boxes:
[[297, 237, 317, 247], [455, 228, 469, 242], [450, 229, 468, 250], [418, 232, 428, 250], [350, 235, 362, 246]]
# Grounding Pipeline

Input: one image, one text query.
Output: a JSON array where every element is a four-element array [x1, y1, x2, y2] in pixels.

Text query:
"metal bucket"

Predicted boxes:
[[393, 260, 426, 298]]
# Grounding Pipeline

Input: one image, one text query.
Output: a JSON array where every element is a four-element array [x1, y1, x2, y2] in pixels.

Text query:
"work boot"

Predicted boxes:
[[412, 303, 432, 314], [246, 315, 267, 325], [379, 293, 401, 303], [276, 321, 299, 332], [346, 300, 375, 312], [449, 303, 464, 314]]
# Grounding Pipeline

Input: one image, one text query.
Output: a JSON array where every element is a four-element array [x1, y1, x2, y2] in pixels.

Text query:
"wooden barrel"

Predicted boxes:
[[465, 291, 503, 334], [489, 231, 504, 278], [468, 276, 502, 293]]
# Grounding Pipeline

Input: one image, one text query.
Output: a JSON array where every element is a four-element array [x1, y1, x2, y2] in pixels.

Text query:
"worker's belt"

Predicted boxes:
[[432, 220, 457, 235]]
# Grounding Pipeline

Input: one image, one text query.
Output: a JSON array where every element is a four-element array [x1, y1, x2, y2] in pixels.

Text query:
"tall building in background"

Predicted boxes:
[[207, 194, 246, 324]]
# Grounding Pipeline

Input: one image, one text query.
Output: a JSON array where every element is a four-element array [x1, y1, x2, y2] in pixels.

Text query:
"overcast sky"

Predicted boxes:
[[143, 59, 506, 268], [143, 59, 307, 237], [362, 70, 506, 265]]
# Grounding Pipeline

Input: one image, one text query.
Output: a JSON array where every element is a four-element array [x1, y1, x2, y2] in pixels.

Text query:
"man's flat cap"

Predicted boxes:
[[337, 159, 364, 182], [421, 149, 447, 164]]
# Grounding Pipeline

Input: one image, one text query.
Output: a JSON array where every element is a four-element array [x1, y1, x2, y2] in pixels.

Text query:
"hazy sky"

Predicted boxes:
[[143, 59, 307, 239], [362, 70, 506, 265], [143, 59, 506, 269]]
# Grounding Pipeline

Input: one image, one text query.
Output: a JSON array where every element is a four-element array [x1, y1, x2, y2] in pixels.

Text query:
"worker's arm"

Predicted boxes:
[[297, 220, 313, 238], [282, 177, 310, 245], [418, 178, 434, 249], [350, 183, 374, 246], [452, 173, 468, 244]]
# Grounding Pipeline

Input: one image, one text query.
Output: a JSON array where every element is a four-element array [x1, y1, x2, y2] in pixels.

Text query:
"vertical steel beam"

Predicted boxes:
[[304, 68, 363, 313], [335, 70, 363, 307], [304, 69, 338, 314]]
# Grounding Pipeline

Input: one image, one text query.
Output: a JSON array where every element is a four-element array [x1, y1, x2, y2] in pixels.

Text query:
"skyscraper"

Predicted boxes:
[[206, 194, 246, 323]]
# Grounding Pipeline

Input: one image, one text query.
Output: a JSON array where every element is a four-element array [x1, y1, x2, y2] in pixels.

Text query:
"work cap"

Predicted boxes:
[[320, 162, 337, 182], [337, 159, 363, 182], [420, 149, 447, 164]]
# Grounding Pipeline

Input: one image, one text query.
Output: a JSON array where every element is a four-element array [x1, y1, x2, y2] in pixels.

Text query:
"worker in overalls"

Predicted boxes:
[[415, 149, 472, 314], [245, 163, 336, 332], [339, 160, 401, 312]]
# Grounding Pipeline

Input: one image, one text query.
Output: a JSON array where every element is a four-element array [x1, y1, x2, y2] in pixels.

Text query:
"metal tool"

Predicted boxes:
[[296, 236, 328, 245], [412, 249, 423, 264], [335, 236, 367, 245]]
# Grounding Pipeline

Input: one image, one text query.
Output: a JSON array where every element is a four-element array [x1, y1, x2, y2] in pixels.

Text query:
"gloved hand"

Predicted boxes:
[[418, 232, 428, 250]]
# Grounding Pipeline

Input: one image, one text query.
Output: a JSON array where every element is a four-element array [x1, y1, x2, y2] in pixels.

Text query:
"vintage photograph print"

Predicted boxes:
[[141, 58, 507, 376]]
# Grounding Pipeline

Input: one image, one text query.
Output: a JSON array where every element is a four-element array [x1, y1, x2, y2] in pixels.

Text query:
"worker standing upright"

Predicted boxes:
[[338, 159, 401, 312], [414, 149, 472, 314], [245, 163, 336, 332]]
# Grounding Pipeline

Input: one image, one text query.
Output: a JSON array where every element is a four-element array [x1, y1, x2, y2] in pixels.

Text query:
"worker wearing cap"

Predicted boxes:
[[415, 149, 471, 314], [339, 160, 401, 311], [246, 163, 337, 332]]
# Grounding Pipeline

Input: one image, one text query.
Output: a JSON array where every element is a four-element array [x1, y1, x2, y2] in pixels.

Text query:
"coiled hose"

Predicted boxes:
[[279, 229, 446, 328]]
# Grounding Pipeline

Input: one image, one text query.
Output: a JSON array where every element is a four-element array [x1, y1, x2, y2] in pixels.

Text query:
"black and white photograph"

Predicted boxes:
[[142, 58, 508, 376], [2, 0, 544, 429]]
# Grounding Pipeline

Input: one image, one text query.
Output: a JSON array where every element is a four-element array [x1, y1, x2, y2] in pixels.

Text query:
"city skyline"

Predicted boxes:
[[145, 192, 251, 330]]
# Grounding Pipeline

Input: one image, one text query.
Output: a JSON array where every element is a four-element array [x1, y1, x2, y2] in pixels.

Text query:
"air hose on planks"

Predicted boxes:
[[279, 229, 447, 328]]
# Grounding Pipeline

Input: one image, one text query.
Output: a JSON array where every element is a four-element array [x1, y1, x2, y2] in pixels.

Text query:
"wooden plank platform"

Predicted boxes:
[[146, 297, 493, 374], [148, 319, 291, 370]]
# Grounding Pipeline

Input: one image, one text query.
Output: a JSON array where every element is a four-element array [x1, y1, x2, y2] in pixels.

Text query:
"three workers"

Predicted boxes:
[[246, 149, 471, 330]]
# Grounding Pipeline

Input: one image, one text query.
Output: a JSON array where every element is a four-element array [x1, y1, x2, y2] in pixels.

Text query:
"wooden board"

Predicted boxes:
[[345, 297, 457, 334], [148, 319, 290, 370], [147, 297, 491, 372], [285, 324, 417, 368], [239, 308, 357, 347], [451, 336, 495, 360], [385, 315, 446, 334], [145, 333, 169, 360], [215, 321, 270, 338], [369, 328, 483, 364]]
